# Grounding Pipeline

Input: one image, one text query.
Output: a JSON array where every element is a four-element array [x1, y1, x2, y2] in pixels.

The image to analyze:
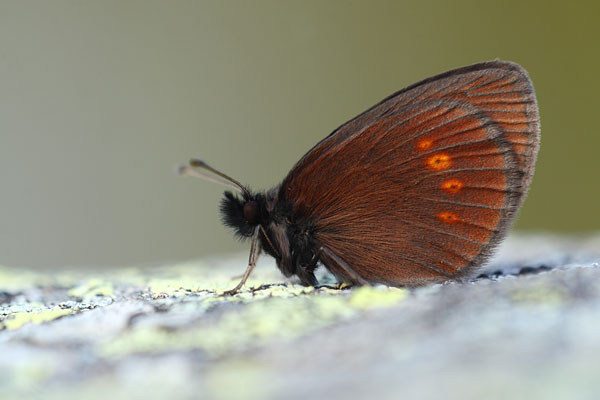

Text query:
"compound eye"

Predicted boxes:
[[243, 200, 259, 225]]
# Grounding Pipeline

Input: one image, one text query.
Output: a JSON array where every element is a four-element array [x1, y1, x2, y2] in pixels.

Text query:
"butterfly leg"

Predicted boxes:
[[320, 247, 369, 286], [223, 225, 261, 295]]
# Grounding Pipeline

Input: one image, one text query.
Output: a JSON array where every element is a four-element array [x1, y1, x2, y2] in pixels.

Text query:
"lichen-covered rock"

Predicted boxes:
[[1, 234, 600, 399]]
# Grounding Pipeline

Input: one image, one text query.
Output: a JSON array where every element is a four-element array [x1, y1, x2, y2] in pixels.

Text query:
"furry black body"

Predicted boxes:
[[220, 187, 320, 286]]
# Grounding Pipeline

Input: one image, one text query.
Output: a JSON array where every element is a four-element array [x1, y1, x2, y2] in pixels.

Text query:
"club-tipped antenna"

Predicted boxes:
[[178, 158, 249, 196], [176, 165, 242, 193]]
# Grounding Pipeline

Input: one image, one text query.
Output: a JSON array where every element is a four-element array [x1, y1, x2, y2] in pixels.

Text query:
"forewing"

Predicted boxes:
[[282, 61, 540, 286]]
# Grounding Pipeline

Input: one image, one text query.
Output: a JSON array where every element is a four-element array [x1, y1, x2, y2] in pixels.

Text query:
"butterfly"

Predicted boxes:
[[179, 60, 540, 294]]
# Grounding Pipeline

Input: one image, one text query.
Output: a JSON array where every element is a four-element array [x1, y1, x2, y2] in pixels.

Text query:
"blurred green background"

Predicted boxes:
[[0, 0, 598, 269]]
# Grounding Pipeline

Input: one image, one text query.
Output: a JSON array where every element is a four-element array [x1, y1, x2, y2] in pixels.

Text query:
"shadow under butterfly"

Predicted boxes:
[[179, 60, 540, 295]]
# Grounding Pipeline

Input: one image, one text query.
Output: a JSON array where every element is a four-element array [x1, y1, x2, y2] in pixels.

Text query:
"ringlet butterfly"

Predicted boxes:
[[179, 60, 540, 294]]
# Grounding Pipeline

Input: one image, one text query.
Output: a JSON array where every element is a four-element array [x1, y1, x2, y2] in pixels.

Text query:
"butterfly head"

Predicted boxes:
[[220, 191, 266, 239]]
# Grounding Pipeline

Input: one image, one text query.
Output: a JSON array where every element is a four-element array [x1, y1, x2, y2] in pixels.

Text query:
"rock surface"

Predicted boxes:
[[1, 233, 600, 400]]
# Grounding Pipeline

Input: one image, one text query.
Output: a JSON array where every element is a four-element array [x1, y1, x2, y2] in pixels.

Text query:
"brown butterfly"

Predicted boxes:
[[179, 60, 540, 294]]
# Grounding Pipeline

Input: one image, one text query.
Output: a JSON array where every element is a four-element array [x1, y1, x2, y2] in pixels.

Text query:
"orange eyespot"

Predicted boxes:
[[426, 153, 452, 171], [437, 211, 460, 224], [417, 139, 433, 151], [441, 179, 464, 194]]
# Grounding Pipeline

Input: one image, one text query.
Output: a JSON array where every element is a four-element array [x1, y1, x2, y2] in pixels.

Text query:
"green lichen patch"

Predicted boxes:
[[204, 359, 271, 400], [147, 277, 201, 297], [349, 285, 408, 309], [1, 306, 73, 330], [510, 285, 567, 305], [99, 284, 407, 359], [0, 266, 39, 291], [68, 278, 116, 299]]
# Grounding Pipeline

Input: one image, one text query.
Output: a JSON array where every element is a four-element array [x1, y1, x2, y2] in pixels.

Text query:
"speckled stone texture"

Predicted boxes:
[[1, 233, 600, 400]]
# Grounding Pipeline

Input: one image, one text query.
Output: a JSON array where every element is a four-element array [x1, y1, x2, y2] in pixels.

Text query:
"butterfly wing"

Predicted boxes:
[[282, 61, 539, 286]]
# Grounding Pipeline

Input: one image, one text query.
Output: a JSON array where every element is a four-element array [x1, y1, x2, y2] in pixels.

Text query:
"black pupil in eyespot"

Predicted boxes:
[[243, 201, 259, 225]]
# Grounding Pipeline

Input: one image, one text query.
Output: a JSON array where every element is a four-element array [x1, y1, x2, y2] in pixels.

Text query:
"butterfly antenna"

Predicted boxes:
[[177, 159, 250, 196]]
